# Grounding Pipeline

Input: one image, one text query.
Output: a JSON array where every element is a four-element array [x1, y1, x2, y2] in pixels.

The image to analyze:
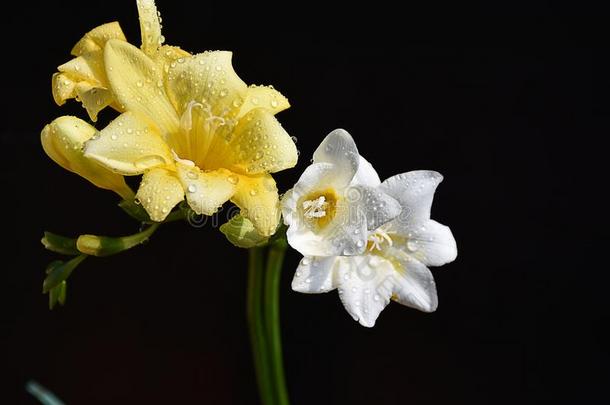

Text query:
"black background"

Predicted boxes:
[[2, 1, 608, 404]]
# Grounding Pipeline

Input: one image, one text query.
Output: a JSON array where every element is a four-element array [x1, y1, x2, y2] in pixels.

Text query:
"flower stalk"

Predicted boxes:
[[247, 230, 290, 405]]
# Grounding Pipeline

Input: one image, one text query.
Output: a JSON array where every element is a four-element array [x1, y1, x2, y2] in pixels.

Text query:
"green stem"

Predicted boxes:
[[76, 223, 160, 257], [264, 238, 290, 405], [247, 247, 274, 405]]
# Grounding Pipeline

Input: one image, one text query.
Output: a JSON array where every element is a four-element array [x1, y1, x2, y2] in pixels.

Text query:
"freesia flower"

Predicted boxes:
[[284, 134, 457, 327], [51, 0, 189, 121], [44, 0, 297, 235], [281, 129, 401, 256], [82, 39, 296, 234], [41, 116, 134, 200]]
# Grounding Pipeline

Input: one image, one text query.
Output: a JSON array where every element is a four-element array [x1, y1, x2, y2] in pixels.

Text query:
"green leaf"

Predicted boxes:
[[43, 255, 87, 293], [119, 199, 151, 222], [49, 281, 67, 310], [220, 214, 269, 248], [41, 232, 79, 255]]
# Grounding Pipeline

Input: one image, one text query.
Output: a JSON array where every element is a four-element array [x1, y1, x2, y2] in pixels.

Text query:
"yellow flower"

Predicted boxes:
[[80, 35, 296, 237], [44, 0, 296, 235], [41, 116, 134, 199], [51, 0, 188, 121]]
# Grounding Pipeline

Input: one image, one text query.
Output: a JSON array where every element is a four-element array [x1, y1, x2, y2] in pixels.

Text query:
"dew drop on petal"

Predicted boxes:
[[407, 240, 418, 252], [228, 174, 239, 185]]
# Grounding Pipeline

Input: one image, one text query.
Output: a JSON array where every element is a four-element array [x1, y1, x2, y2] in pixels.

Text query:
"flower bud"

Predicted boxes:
[[41, 116, 133, 199]]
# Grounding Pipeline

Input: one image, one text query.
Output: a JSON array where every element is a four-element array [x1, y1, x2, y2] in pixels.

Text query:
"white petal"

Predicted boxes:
[[292, 162, 352, 197], [291, 256, 338, 294], [312, 129, 359, 188], [398, 219, 457, 267], [351, 156, 380, 187], [387, 248, 438, 312], [380, 170, 443, 228], [335, 255, 395, 327], [347, 185, 401, 230]]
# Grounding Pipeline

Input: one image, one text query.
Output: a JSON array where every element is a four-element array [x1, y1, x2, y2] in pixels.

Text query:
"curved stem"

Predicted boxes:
[[247, 247, 273, 405], [264, 238, 290, 405]]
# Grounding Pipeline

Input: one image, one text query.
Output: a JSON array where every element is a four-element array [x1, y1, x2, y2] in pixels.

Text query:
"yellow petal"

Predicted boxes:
[[74, 82, 114, 122], [54, 51, 115, 121], [166, 51, 248, 117], [136, 167, 184, 221], [71, 22, 126, 56], [84, 111, 173, 175], [236, 85, 290, 119], [104, 39, 179, 135], [153, 45, 191, 74], [41, 116, 133, 199], [58, 52, 106, 85], [52, 73, 77, 106], [136, 0, 163, 56], [175, 164, 238, 215], [231, 174, 280, 237], [207, 108, 297, 175]]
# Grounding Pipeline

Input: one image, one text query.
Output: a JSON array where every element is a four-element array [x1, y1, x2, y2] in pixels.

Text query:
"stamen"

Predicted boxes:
[[303, 196, 328, 219], [367, 227, 395, 251]]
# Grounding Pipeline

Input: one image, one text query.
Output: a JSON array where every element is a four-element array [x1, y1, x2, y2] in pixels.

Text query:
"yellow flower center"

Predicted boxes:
[[170, 100, 236, 170], [301, 189, 339, 229]]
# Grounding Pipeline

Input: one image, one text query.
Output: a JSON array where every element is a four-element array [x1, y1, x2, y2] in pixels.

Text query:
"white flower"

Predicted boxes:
[[289, 167, 457, 327], [281, 129, 402, 257]]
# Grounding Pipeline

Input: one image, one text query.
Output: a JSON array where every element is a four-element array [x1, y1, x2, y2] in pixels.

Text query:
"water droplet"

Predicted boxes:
[[354, 229, 360, 235], [305, 278, 311, 283], [373, 294, 380, 302], [351, 287, 357, 293], [407, 240, 418, 252], [187, 170, 198, 179], [187, 184, 197, 193], [249, 189, 257, 196], [254, 151, 263, 160], [301, 257, 310, 266], [228, 175, 239, 184], [270, 99, 278, 108], [356, 240, 364, 248], [296, 270, 302, 277], [127, 128, 134, 134], [136, 81, 143, 88], [135, 155, 166, 169], [251, 97, 259, 105], [110, 134, 118, 140]]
